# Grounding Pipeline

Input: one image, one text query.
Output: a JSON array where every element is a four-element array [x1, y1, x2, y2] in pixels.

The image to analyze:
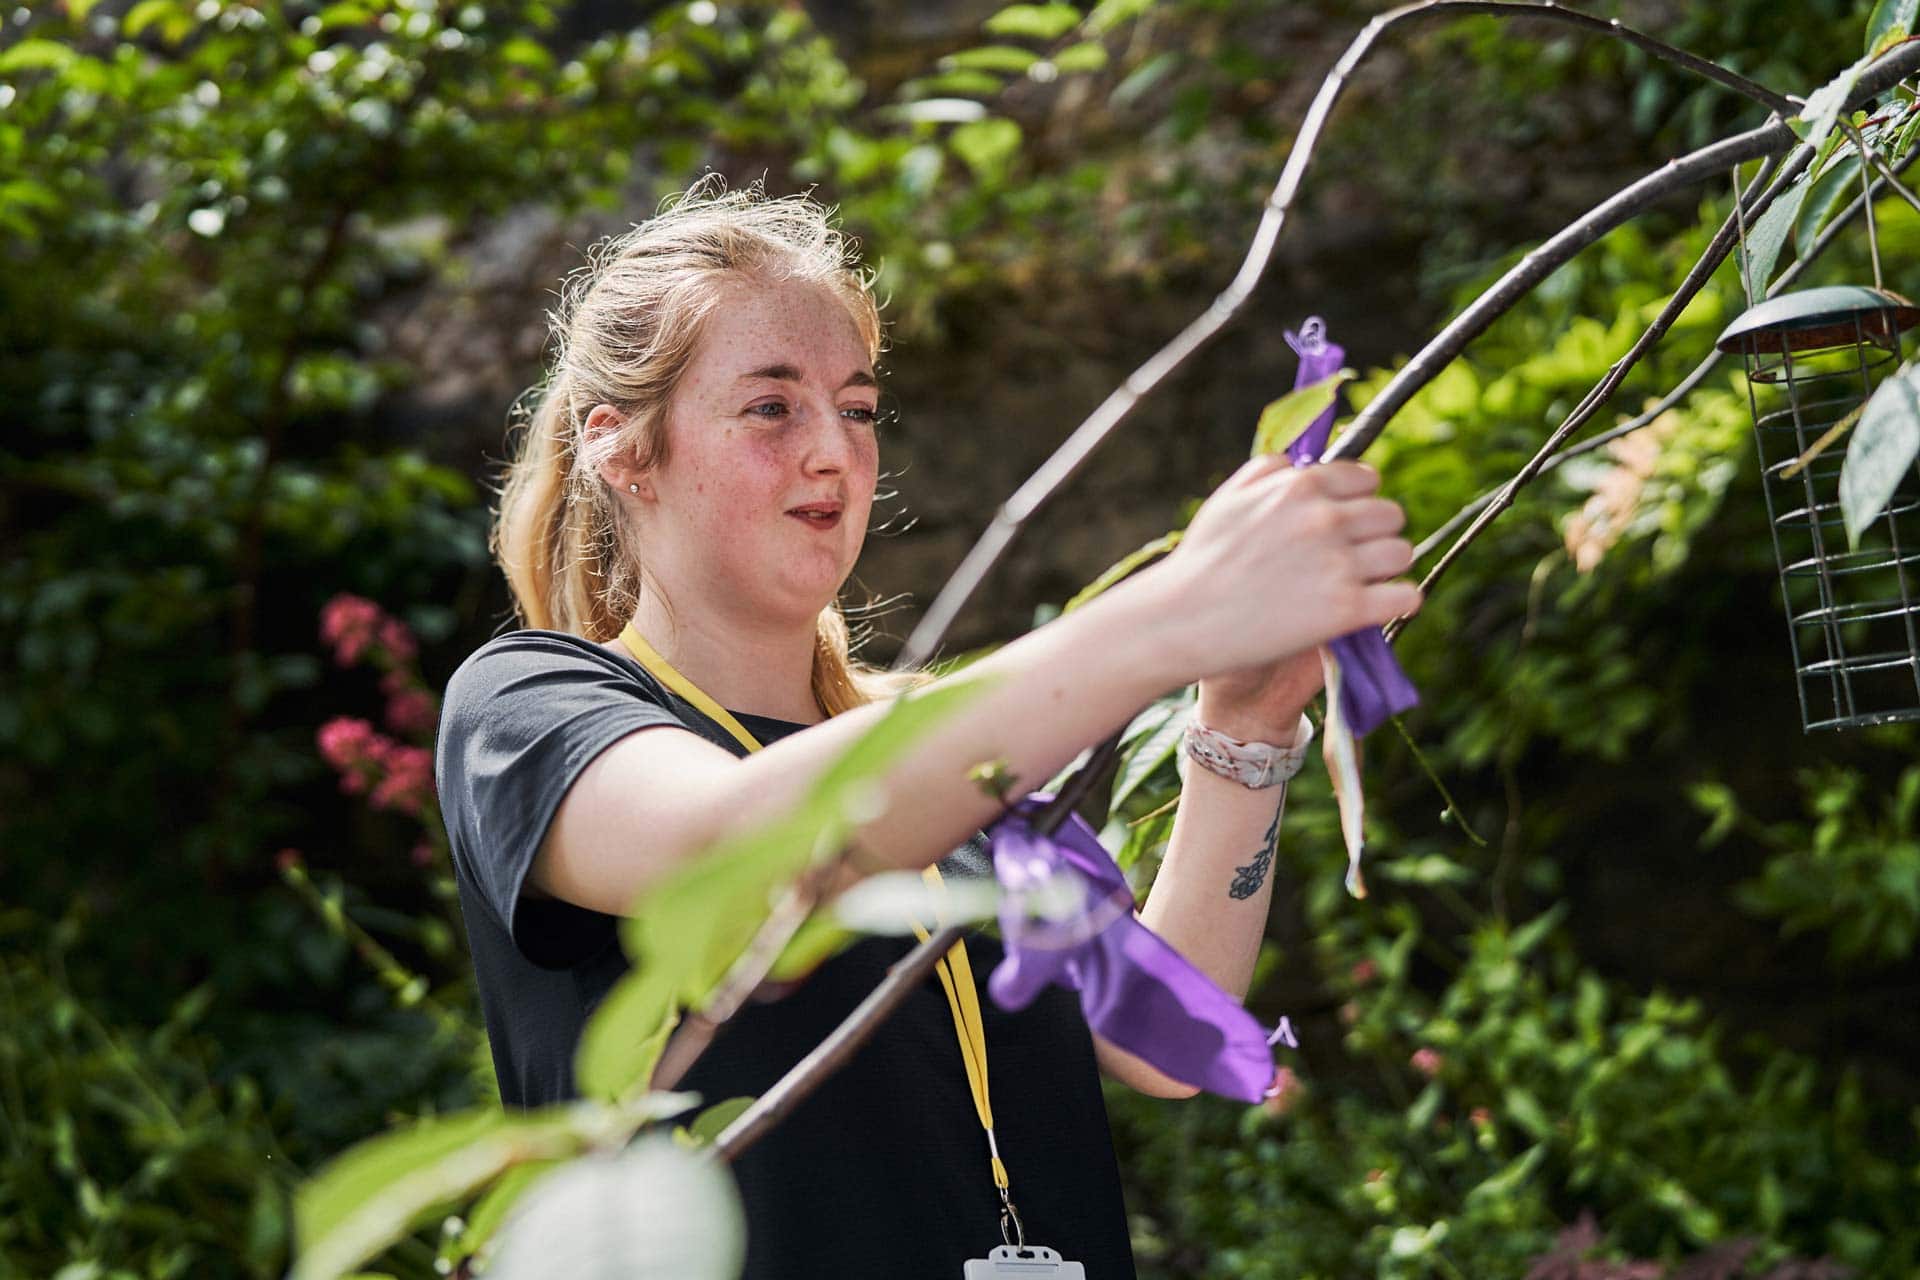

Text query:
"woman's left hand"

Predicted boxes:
[[1195, 647, 1324, 744]]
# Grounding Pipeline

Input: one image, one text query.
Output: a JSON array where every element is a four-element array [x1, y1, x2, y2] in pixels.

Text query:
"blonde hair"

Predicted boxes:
[[493, 178, 919, 717]]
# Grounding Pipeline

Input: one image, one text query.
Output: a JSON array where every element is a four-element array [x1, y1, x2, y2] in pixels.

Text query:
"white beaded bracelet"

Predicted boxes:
[[1179, 713, 1315, 790]]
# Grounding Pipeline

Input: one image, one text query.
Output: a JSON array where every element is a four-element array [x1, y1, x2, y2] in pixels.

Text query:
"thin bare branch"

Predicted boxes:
[[1410, 157, 1912, 563], [1385, 154, 1812, 634], [1325, 43, 1920, 463]]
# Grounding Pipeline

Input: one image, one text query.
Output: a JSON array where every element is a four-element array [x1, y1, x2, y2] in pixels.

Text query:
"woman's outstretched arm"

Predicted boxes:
[[535, 458, 1419, 921]]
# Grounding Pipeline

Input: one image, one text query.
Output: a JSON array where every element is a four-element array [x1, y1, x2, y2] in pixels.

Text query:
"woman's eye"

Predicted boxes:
[[747, 401, 788, 418], [841, 405, 878, 424]]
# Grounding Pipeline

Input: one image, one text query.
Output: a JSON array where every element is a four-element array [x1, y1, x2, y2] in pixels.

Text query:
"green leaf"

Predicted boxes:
[[1376, 854, 1474, 887], [294, 1110, 574, 1280], [984, 3, 1081, 40], [1088, 0, 1154, 36], [1508, 901, 1569, 959], [450, 1163, 559, 1266], [1796, 56, 1869, 152], [1889, 102, 1920, 165], [811, 678, 986, 801], [1795, 154, 1864, 259], [943, 46, 1039, 74], [1250, 370, 1355, 458], [1502, 1086, 1554, 1139], [766, 910, 856, 982], [1840, 361, 1920, 548], [574, 966, 678, 1102], [1866, 0, 1919, 56], [120, 0, 176, 36], [0, 180, 64, 215], [1466, 1144, 1548, 1203], [949, 117, 1022, 182], [684, 1096, 755, 1147], [1054, 42, 1109, 73], [1738, 180, 1811, 296], [1110, 50, 1179, 108], [1111, 700, 1192, 811], [498, 35, 555, 71], [0, 39, 80, 74], [1064, 530, 1182, 614]]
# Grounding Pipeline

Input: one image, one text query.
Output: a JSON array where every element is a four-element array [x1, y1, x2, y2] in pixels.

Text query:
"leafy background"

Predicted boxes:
[[4, 0, 1919, 1276]]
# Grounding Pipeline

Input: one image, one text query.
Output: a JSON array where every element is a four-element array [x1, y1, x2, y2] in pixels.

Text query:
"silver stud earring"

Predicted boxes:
[[629, 483, 639, 493]]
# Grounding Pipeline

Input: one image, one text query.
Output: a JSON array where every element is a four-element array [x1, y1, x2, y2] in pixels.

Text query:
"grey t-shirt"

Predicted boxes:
[[434, 629, 1136, 1278]]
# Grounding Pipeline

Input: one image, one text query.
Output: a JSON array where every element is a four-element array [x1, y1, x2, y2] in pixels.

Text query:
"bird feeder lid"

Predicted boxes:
[[1715, 285, 1920, 354]]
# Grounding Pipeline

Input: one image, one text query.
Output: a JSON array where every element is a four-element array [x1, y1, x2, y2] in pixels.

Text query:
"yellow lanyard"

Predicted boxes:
[[618, 625, 1013, 1200]]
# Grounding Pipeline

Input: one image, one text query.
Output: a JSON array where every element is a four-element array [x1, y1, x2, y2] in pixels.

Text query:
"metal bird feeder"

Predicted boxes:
[[1717, 284, 1920, 730]]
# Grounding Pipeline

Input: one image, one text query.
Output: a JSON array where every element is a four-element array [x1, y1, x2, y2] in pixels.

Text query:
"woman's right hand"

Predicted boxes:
[[1144, 455, 1421, 682]]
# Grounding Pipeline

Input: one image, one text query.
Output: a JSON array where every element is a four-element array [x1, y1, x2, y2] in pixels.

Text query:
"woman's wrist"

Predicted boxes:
[[1194, 685, 1313, 746]]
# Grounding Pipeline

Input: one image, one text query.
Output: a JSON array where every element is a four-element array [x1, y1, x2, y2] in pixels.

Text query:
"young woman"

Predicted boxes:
[[435, 182, 1419, 1278]]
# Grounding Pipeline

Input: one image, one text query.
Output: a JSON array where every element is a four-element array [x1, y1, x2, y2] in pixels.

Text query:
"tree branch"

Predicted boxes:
[[893, 0, 1803, 672], [1410, 156, 1914, 564], [1383, 154, 1809, 633], [1324, 40, 1920, 463]]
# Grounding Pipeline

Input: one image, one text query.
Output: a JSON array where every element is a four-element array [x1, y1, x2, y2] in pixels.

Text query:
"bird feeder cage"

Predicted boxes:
[[1716, 284, 1920, 731]]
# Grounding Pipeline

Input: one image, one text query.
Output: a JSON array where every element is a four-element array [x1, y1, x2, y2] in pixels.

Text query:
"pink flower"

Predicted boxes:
[[377, 616, 417, 665], [1350, 958, 1379, 986], [370, 744, 435, 817], [410, 841, 437, 868], [1263, 1066, 1302, 1118], [320, 595, 383, 666], [317, 717, 377, 770], [385, 687, 437, 737], [1411, 1048, 1444, 1079]]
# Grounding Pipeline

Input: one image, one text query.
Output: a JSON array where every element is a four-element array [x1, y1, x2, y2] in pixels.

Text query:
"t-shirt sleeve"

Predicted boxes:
[[435, 633, 693, 969]]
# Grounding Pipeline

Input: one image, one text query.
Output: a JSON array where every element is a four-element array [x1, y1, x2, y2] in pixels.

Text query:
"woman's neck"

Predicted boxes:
[[624, 589, 823, 725]]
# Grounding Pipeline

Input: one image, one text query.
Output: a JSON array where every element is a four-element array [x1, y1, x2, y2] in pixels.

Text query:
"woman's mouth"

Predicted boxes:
[[787, 503, 843, 530]]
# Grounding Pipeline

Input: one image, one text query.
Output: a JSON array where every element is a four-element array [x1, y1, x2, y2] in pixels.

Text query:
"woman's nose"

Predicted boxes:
[[800, 400, 853, 474]]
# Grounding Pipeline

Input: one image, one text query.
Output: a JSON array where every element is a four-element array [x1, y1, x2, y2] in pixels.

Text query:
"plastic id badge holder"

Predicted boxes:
[[964, 1245, 1086, 1278]]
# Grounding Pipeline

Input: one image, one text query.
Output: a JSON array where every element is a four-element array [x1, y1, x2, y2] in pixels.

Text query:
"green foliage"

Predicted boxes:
[[0, 913, 291, 1279], [1866, 0, 1920, 55], [1114, 928, 1918, 1278], [1699, 765, 1920, 965]]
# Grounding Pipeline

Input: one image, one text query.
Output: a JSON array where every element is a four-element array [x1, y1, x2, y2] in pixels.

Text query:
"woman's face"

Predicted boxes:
[[641, 275, 880, 626]]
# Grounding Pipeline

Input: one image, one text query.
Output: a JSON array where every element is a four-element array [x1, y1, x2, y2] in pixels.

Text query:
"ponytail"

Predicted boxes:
[[493, 370, 640, 642]]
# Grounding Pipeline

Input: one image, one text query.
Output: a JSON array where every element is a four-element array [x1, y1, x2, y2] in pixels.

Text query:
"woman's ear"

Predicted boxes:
[[588, 403, 653, 501]]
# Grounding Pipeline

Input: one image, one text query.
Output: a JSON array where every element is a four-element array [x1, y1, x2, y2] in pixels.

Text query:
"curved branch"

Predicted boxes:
[[893, 0, 1802, 671], [1382, 155, 1810, 633], [1326, 40, 1920, 462], [1409, 158, 1911, 563], [714, 921, 966, 1160]]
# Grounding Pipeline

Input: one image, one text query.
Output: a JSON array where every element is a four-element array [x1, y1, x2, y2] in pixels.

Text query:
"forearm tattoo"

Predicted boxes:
[[1227, 794, 1286, 900]]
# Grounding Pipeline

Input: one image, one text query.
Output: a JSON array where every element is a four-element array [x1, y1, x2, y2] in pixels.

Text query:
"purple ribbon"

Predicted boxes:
[[986, 798, 1291, 1104], [1284, 318, 1420, 737]]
